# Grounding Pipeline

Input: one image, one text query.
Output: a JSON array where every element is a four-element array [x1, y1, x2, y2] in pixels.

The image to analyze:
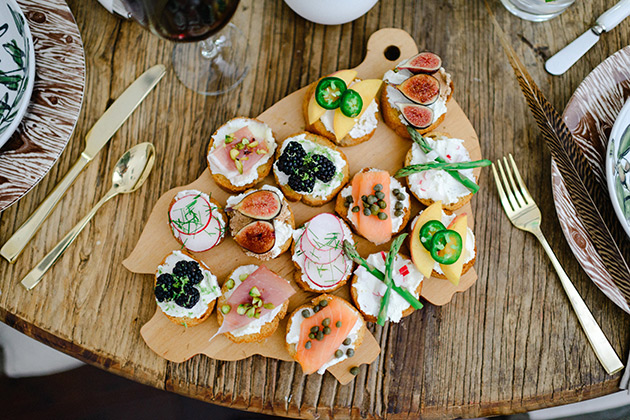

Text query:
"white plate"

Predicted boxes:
[[0, 0, 35, 148], [606, 98, 630, 239]]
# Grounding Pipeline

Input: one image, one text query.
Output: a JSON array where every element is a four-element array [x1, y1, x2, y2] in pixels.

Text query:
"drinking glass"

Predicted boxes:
[[121, 0, 248, 96], [500, 0, 576, 22]]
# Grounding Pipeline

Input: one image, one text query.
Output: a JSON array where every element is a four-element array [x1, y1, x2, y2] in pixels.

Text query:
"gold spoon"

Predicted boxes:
[[21, 142, 156, 290]]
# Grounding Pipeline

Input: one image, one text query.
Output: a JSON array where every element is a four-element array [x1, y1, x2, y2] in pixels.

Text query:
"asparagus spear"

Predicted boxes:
[[407, 127, 481, 194], [343, 240, 423, 310], [395, 159, 491, 178], [377, 234, 408, 325]]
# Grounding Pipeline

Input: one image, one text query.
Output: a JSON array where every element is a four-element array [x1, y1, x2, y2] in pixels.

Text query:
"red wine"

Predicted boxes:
[[122, 0, 240, 42]]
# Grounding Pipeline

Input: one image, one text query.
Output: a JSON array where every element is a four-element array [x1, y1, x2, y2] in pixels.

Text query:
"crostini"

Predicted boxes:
[[207, 117, 276, 192], [154, 250, 221, 327], [380, 52, 454, 139], [226, 185, 295, 261], [291, 213, 355, 293], [335, 168, 410, 245], [303, 70, 382, 147], [350, 252, 422, 323], [286, 294, 366, 375], [409, 201, 477, 285], [168, 189, 227, 253], [401, 132, 477, 211], [273, 132, 349, 206], [214, 264, 295, 343]]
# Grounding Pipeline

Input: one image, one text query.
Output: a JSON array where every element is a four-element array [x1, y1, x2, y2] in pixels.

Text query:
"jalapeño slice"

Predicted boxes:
[[419, 220, 445, 251], [430, 229, 463, 265], [315, 77, 347, 110], [340, 89, 363, 118]]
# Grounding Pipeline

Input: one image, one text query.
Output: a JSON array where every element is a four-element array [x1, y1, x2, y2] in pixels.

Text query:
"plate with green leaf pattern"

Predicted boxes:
[[0, 0, 35, 148], [606, 98, 630, 240]]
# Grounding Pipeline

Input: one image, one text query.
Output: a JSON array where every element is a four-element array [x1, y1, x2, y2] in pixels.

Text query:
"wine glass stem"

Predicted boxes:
[[200, 38, 219, 60]]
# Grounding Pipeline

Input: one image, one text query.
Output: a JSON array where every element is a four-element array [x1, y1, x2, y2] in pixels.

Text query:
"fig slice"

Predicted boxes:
[[233, 190, 282, 220], [397, 74, 440, 105], [234, 221, 276, 254], [396, 103, 434, 129], [398, 52, 442, 74]]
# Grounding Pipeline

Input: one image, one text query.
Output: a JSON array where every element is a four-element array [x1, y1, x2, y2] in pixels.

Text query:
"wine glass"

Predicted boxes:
[[121, 0, 248, 96]]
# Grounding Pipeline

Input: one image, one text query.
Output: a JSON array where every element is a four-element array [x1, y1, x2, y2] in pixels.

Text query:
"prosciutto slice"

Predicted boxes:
[[211, 266, 295, 340], [208, 126, 269, 174]]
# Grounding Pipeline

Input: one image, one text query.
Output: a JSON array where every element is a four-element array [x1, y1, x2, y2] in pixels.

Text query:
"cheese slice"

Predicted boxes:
[[410, 201, 442, 279], [333, 79, 382, 141], [307, 70, 357, 125]]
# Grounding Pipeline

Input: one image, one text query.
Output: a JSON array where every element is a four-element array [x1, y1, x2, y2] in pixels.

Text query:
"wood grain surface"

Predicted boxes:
[[0, 0, 629, 418]]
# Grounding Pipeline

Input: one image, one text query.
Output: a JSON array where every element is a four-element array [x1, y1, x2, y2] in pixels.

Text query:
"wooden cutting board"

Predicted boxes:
[[123, 28, 482, 385]]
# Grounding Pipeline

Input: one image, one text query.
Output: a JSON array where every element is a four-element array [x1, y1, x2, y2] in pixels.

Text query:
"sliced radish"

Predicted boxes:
[[169, 193, 212, 236], [300, 228, 343, 265], [173, 213, 225, 253], [303, 213, 344, 246], [303, 252, 350, 289]]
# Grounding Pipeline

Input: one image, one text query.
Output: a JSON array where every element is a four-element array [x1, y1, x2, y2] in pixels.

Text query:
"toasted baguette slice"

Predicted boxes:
[[168, 191, 227, 252], [285, 294, 366, 374], [334, 168, 410, 243], [207, 117, 276, 193], [380, 78, 454, 140], [302, 82, 378, 147], [350, 253, 422, 323], [273, 132, 350, 206], [155, 250, 218, 327], [290, 217, 355, 293], [228, 188, 296, 261], [216, 267, 289, 344], [403, 132, 476, 212]]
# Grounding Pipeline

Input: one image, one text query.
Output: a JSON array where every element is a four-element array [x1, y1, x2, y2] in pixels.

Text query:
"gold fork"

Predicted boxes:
[[492, 154, 624, 375]]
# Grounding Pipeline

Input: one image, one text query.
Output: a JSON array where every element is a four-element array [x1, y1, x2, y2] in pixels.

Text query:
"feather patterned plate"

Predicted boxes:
[[553, 46, 630, 314]]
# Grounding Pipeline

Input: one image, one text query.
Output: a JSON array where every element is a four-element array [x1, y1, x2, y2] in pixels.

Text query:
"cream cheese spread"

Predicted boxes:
[[156, 250, 221, 320], [207, 118, 276, 187], [352, 252, 422, 323], [222, 264, 284, 337], [407, 135, 476, 205]]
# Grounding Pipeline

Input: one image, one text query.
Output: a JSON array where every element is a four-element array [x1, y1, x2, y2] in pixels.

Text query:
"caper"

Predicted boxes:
[[367, 195, 377, 205], [378, 212, 388, 220], [323, 327, 331, 335], [374, 184, 383, 192], [370, 208, 378, 216], [322, 318, 331, 327], [392, 188, 400, 195], [316, 331, 324, 341], [310, 326, 319, 334], [394, 209, 403, 217], [361, 195, 368, 202], [363, 208, 371, 216], [352, 206, 360, 213], [346, 348, 355, 357], [378, 200, 387, 209], [343, 201, 350, 208], [301, 309, 311, 318], [375, 191, 385, 200], [305, 341, 312, 349], [370, 204, 380, 213], [313, 305, 321, 312], [350, 366, 359, 375], [319, 299, 328, 307], [396, 193, 405, 201], [336, 321, 342, 328], [395, 201, 403, 210], [345, 195, 354, 202], [309, 333, 315, 339], [334, 349, 344, 358], [343, 337, 352, 345]]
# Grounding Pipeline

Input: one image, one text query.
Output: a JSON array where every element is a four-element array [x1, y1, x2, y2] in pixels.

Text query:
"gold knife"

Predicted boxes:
[[0, 64, 166, 263]]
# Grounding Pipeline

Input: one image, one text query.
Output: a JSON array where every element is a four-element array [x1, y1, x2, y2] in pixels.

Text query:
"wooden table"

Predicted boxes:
[[0, 0, 629, 418]]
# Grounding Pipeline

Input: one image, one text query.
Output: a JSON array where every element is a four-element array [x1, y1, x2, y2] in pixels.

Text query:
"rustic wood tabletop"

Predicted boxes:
[[0, 0, 629, 418]]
